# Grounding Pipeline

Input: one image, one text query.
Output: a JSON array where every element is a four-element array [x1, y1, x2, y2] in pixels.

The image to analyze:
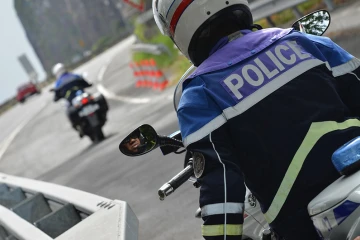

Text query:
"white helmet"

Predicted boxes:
[[52, 63, 66, 79], [153, 0, 253, 66]]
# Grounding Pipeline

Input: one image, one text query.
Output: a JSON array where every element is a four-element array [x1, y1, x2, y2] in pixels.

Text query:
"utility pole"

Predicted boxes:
[[292, 6, 303, 19]]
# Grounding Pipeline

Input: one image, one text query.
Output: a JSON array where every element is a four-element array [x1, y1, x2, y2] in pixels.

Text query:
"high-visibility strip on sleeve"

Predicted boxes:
[[65, 86, 79, 99], [201, 203, 244, 217], [264, 119, 360, 224], [202, 224, 243, 236]]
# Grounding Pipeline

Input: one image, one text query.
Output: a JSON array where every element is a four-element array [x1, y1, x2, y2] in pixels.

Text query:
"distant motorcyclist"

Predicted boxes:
[[153, 0, 360, 239], [52, 63, 92, 137], [52, 63, 92, 102]]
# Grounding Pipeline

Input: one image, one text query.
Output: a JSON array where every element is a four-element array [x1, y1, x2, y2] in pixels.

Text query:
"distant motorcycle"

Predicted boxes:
[[69, 91, 108, 142], [50, 86, 108, 143]]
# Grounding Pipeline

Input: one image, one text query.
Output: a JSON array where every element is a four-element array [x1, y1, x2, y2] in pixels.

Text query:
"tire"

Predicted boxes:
[[88, 134, 95, 142], [96, 128, 105, 140], [94, 94, 109, 112], [91, 127, 105, 143]]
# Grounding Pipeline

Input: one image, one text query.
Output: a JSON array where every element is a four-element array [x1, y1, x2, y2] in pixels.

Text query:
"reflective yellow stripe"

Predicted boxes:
[[65, 87, 80, 99], [264, 119, 360, 223], [202, 224, 243, 236]]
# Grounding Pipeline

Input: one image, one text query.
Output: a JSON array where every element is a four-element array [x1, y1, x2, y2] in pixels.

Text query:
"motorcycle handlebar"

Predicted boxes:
[[158, 164, 194, 201]]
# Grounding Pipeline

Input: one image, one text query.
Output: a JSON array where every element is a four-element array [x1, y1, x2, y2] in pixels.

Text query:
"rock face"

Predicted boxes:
[[14, 0, 130, 73]]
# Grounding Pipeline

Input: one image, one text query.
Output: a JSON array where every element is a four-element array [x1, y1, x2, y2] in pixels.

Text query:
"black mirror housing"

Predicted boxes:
[[292, 10, 331, 36], [119, 124, 159, 157]]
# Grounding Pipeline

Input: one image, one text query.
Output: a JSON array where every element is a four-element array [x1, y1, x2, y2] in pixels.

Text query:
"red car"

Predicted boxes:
[[16, 82, 40, 103]]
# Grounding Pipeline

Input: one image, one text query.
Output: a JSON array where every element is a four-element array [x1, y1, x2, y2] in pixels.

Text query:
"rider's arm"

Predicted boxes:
[[308, 35, 360, 116], [186, 125, 246, 240], [53, 89, 61, 102], [72, 74, 92, 87], [335, 66, 360, 116], [177, 84, 246, 239], [79, 78, 92, 87]]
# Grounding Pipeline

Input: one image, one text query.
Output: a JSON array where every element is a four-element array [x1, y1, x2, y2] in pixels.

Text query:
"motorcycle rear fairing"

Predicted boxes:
[[309, 178, 360, 239], [309, 171, 360, 216], [309, 137, 360, 239]]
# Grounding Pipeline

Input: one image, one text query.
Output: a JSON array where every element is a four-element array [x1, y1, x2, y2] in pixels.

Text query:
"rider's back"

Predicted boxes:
[[54, 73, 89, 101], [178, 28, 360, 239]]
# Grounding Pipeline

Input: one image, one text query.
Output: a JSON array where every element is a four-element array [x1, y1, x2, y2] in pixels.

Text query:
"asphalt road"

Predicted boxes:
[[0, 35, 202, 240], [1, 3, 360, 239], [327, 0, 360, 33]]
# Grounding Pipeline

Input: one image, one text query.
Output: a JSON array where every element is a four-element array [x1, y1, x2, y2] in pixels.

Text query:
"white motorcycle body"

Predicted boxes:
[[309, 170, 360, 239], [243, 189, 269, 239]]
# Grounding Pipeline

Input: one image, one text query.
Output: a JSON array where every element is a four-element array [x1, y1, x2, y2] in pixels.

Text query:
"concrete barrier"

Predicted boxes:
[[0, 173, 138, 240], [0, 205, 52, 240], [35, 204, 81, 238], [12, 193, 52, 223]]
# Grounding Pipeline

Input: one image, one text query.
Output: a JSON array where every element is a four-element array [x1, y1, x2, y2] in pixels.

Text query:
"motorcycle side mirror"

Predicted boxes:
[[292, 10, 331, 36], [119, 124, 159, 157]]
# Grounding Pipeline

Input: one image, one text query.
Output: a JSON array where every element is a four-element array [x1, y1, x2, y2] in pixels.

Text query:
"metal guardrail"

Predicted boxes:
[[0, 173, 138, 240], [136, 0, 308, 25], [132, 0, 307, 56], [131, 43, 171, 56], [252, 0, 307, 21]]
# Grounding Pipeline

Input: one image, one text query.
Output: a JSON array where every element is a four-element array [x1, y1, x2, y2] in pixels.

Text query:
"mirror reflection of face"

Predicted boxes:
[[119, 124, 158, 156], [123, 136, 141, 153]]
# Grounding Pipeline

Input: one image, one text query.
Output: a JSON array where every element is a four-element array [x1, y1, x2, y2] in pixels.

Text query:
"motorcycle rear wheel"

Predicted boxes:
[[90, 127, 105, 143]]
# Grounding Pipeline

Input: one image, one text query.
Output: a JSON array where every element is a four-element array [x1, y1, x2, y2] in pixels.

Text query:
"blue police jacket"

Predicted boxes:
[[177, 27, 360, 236], [54, 72, 90, 101]]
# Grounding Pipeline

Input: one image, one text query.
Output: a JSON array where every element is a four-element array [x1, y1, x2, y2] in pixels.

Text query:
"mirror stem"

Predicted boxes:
[[158, 135, 184, 148]]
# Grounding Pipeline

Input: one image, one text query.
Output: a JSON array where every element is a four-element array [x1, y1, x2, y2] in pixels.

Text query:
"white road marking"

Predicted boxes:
[[97, 65, 108, 82], [97, 84, 150, 104], [96, 57, 152, 104], [0, 121, 28, 160], [0, 102, 47, 161]]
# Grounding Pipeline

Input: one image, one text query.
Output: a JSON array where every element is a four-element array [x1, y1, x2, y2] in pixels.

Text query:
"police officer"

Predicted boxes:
[[52, 63, 92, 102], [153, 0, 360, 239], [52, 63, 92, 137]]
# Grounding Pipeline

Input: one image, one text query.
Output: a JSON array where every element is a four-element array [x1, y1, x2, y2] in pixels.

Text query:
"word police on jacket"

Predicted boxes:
[[222, 41, 313, 101]]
